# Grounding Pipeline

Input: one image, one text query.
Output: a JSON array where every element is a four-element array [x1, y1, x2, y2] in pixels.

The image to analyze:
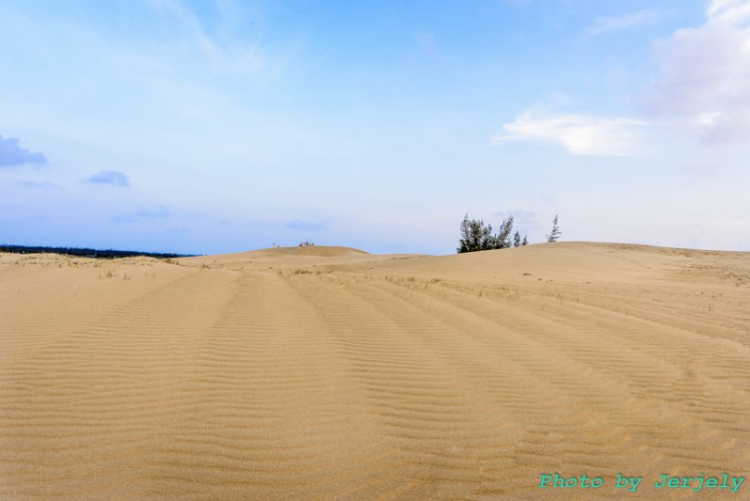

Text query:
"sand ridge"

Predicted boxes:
[[1, 243, 749, 499]]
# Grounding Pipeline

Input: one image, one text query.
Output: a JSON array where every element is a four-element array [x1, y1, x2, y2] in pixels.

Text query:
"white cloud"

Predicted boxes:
[[641, 0, 750, 143], [707, 0, 750, 26], [586, 9, 659, 36], [492, 1, 750, 155], [492, 109, 648, 156]]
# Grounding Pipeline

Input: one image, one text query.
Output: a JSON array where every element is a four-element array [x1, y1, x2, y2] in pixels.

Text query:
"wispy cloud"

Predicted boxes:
[[136, 205, 170, 218], [0, 135, 47, 167], [86, 170, 129, 187], [641, 0, 750, 143], [286, 220, 329, 231], [18, 180, 56, 189], [144, 0, 264, 76], [494, 209, 541, 230], [586, 9, 659, 36], [415, 29, 439, 58], [145, 0, 216, 52], [492, 109, 649, 156], [112, 205, 171, 223], [111, 214, 138, 223]]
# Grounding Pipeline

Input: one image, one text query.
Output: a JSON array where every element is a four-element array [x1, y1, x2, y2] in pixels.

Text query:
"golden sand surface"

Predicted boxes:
[[1, 243, 749, 500]]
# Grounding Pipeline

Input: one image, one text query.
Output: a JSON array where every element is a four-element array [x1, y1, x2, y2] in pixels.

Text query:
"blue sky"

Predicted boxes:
[[1, 0, 748, 255]]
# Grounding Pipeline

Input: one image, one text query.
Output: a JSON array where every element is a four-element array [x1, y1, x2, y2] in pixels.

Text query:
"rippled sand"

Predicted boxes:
[[2, 243, 749, 500]]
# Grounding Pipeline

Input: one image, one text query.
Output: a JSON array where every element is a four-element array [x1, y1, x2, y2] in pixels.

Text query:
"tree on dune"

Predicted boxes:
[[458, 214, 496, 252], [458, 214, 528, 253], [546, 214, 561, 243]]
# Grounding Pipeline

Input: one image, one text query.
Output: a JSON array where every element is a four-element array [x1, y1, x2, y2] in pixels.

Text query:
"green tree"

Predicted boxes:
[[459, 214, 530, 253], [458, 215, 495, 253], [546, 214, 561, 242], [495, 216, 514, 249], [458, 215, 472, 253]]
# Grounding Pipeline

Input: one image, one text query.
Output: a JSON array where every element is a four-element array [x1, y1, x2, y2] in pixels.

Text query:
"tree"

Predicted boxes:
[[458, 214, 529, 253], [495, 216, 514, 249], [546, 214, 561, 243], [458, 215, 495, 253], [472, 219, 495, 251], [458, 215, 472, 253]]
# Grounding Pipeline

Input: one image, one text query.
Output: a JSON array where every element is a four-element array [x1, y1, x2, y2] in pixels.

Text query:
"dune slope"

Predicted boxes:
[[1, 243, 749, 500]]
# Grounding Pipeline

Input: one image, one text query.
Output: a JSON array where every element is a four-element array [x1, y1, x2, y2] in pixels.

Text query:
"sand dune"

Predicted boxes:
[[1, 243, 749, 500]]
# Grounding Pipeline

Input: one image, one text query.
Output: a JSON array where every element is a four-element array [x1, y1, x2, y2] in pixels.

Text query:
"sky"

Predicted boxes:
[[1, 0, 749, 255]]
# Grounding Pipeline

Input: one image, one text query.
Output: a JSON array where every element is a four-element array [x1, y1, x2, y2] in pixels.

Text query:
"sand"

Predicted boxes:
[[1, 242, 749, 500]]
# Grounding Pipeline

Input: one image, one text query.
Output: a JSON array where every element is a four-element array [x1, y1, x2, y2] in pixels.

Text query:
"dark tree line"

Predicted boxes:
[[457, 213, 561, 253], [0, 244, 193, 259]]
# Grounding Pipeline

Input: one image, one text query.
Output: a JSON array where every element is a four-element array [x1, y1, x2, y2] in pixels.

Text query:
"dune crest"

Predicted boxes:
[[253, 245, 369, 256]]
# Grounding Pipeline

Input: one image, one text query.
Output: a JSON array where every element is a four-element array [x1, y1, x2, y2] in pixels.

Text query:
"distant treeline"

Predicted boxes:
[[0, 244, 194, 260]]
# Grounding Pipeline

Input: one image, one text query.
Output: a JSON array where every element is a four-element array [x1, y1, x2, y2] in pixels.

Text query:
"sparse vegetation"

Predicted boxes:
[[457, 214, 528, 253]]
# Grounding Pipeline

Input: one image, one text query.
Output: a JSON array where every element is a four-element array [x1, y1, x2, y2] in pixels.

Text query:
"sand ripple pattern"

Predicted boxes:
[[1, 243, 749, 500]]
